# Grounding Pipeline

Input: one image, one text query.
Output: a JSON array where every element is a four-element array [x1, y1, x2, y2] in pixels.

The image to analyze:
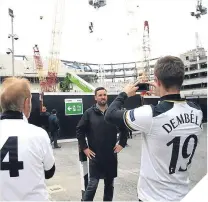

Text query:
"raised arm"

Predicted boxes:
[[104, 92, 128, 127], [105, 89, 152, 133]]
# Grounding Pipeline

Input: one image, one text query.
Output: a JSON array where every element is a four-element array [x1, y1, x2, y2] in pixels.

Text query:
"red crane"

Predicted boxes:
[[33, 45, 48, 92]]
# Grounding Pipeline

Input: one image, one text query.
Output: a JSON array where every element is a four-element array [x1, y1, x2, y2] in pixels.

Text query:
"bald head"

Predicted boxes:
[[0, 77, 32, 118]]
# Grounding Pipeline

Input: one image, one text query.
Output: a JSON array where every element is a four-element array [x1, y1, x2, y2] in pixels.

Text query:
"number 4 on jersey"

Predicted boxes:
[[0, 136, 24, 177]]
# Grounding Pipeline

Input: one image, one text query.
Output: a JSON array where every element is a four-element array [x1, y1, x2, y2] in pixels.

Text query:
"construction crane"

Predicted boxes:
[[33, 45, 47, 92], [191, 0, 207, 69], [46, 0, 65, 92], [33, 44, 48, 111], [191, 0, 207, 19], [140, 21, 151, 82], [89, 22, 94, 33], [33, 0, 65, 111], [88, 0, 106, 9], [33, 0, 65, 93], [136, 21, 153, 97]]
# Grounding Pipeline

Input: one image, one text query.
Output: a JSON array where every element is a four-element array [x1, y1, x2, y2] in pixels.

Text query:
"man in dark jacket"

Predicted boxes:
[[76, 87, 128, 201], [48, 109, 61, 148], [40, 106, 50, 133]]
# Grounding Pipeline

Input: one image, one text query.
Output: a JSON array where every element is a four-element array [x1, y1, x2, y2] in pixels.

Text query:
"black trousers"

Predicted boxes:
[[51, 131, 58, 147], [83, 177, 114, 201]]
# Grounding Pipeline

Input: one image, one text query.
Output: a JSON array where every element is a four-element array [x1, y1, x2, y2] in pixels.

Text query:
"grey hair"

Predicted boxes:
[[0, 95, 25, 112], [0, 77, 31, 113]]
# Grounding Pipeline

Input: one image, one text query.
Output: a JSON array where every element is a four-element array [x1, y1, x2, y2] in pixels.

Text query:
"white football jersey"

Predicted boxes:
[[124, 96, 203, 201], [0, 118, 55, 201]]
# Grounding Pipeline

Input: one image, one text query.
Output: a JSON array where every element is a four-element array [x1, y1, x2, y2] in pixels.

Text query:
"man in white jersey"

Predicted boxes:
[[105, 56, 203, 201], [0, 77, 55, 201]]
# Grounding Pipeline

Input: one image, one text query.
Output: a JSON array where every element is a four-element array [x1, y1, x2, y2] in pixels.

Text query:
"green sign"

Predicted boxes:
[[65, 98, 83, 116]]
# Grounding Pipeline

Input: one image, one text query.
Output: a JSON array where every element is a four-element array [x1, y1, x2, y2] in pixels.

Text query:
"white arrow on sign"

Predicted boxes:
[[68, 106, 72, 111]]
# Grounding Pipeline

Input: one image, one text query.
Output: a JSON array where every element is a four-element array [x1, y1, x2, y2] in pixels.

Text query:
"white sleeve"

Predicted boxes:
[[124, 105, 153, 134], [41, 131, 55, 171]]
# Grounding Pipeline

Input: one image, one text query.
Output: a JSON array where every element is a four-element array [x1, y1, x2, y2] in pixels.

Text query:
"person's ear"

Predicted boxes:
[[23, 97, 31, 119], [154, 76, 161, 86]]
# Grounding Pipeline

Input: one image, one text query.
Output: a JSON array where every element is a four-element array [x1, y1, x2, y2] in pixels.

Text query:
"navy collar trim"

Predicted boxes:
[[0, 111, 23, 120], [160, 94, 185, 102]]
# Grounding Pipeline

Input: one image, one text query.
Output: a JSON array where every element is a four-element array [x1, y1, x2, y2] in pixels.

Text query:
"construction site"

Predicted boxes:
[[0, 0, 207, 116], [0, 1, 207, 100], [0, 0, 207, 201]]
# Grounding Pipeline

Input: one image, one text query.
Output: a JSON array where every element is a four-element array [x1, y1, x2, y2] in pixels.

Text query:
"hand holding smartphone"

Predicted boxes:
[[123, 81, 152, 97], [134, 82, 150, 92]]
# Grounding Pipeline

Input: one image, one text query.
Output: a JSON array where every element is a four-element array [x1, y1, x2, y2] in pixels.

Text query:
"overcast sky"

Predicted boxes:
[[0, 0, 207, 63]]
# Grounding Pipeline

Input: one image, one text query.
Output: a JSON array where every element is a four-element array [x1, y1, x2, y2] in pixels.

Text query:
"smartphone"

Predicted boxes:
[[135, 83, 150, 92]]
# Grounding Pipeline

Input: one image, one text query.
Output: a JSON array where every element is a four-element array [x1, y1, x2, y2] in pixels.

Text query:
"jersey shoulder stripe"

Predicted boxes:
[[124, 105, 153, 132], [124, 110, 137, 131]]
